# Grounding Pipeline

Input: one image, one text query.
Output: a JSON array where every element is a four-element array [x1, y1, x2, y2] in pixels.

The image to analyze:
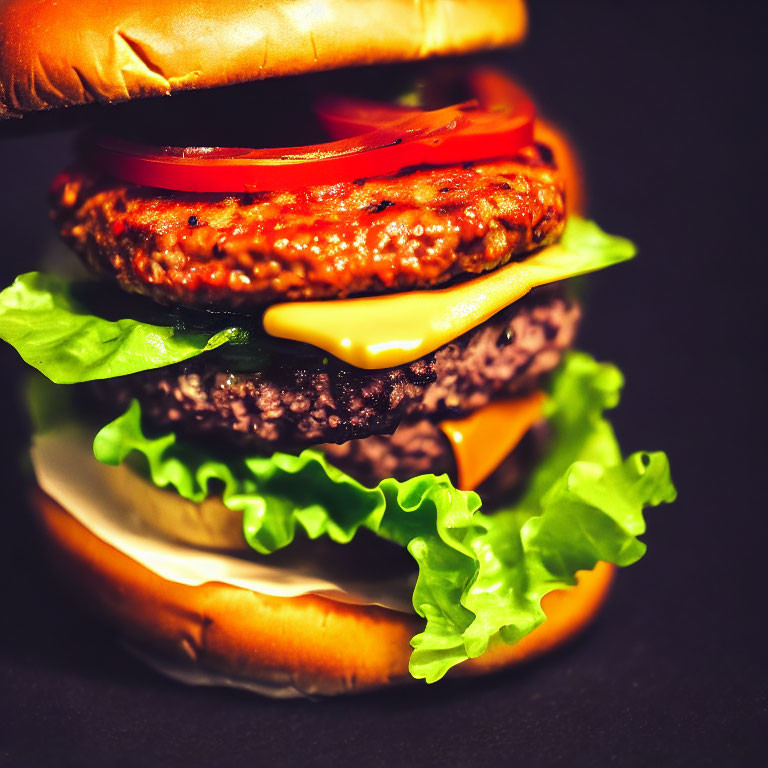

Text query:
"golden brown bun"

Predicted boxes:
[[97, 459, 246, 550], [0, 0, 526, 118], [34, 488, 614, 696]]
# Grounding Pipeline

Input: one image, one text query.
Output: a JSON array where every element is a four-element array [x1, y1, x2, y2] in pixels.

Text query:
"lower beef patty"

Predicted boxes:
[[321, 418, 548, 505], [93, 286, 579, 450], [51, 145, 564, 310]]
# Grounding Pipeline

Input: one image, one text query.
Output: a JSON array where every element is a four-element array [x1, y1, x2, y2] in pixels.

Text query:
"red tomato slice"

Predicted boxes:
[[90, 71, 536, 194], [314, 97, 451, 139], [316, 81, 535, 140], [467, 68, 538, 115]]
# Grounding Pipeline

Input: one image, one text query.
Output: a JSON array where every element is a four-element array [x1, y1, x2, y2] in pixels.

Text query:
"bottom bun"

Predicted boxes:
[[33, 488, 615, 697]]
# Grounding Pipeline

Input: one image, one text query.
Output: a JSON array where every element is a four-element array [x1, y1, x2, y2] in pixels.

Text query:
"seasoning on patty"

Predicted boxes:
[[91, 287, 578, 450], [51, 145, 565, 310]]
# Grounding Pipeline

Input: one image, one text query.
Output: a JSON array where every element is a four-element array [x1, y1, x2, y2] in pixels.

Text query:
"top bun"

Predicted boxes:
[[0, 0, 526, 118]]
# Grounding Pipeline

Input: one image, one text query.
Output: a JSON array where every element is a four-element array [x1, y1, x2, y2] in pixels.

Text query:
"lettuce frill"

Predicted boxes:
[[5, 215, 673, 682], [91, 352, 676, 682]]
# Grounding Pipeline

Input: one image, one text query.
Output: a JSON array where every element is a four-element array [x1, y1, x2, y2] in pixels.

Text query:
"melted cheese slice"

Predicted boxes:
[[264, 242, 600, 369], [439, 392, 545, 491]]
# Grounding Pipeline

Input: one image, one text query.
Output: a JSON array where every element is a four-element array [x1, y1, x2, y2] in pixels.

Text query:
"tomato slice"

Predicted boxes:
[[467, 68, 538, 115], [316, 79, 535, 141], [314, 97, 447, 139], [90, 71, 536, 194]]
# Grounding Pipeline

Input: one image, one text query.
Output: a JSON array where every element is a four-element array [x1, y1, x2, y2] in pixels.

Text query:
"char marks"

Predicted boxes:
[[51, 144, 565, 310]]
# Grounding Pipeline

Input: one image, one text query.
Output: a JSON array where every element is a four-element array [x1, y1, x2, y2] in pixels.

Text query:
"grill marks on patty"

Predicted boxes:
[[93, 288, 579, 451], [51, 145, 565, 310], [57, 142, 573, 489]]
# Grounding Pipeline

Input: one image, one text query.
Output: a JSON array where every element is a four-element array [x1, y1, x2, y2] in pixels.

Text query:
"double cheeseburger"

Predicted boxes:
[[0, 0, 675, 695]]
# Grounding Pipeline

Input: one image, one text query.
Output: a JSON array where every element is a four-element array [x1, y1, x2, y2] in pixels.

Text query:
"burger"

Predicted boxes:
[[0, 0, 675, 696]]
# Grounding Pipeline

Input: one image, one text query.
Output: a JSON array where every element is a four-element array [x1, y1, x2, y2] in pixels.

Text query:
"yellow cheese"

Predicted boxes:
[[263, 241, 601, 369], [439, 392, 545, 491]]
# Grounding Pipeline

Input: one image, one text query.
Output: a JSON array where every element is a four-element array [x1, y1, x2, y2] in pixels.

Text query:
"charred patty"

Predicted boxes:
[[52, 145, 565, 310], [92, 287, 579, 450]]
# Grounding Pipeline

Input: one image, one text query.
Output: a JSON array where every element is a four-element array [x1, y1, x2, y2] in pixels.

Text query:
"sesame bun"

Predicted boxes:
[[0, 0, 526, 118], [33, 488, 614, 697]]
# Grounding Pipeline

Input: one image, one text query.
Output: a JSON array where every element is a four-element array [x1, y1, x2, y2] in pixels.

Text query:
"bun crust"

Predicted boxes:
[[34, 488, 614, 696], [95, 458, 247, 550], [0, 0, 526, 118]]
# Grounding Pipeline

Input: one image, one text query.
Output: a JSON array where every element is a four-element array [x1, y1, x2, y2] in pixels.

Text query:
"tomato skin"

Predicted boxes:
[[467, 68, 538, 115], [315, 82, 536, 142], [315, 97, 435, 139], [90, 71, 536, 194]]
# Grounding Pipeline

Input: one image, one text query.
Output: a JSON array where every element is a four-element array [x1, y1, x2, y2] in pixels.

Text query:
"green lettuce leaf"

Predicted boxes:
[[559, 215, 636, 268], [0, 272, 245, 383], [2, 218, 633, 384], [91, 351, 675, 682]]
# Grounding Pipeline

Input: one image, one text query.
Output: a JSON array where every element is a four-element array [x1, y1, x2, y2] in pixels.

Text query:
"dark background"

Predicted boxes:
[[0, 1, 765, 765]]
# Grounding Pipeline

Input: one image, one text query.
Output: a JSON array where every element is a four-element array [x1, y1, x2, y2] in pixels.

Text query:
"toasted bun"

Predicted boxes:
[[34, 488, 614, 696], [96, 458, 247, 550], [0, 0, 526, 118]]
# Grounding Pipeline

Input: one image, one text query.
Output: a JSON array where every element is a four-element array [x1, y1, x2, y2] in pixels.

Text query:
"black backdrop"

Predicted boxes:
[[0, 2, 765, 766]]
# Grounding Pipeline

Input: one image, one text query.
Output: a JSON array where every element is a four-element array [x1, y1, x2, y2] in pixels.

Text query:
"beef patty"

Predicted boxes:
[[321, 417, 547, 506], [92, 287, 579, 450], [51, 144, 565, 310]]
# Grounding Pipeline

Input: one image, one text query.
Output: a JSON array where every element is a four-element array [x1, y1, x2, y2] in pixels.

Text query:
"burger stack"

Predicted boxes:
[[0, 0, 675, 695]]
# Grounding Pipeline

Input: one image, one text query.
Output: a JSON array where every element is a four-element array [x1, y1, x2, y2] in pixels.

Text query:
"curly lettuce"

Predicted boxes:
[[91, 352, 675, 682]]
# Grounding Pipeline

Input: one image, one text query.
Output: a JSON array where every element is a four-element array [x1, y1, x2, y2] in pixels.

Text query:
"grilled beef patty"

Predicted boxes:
[[321, 417, 547, 505], [52, 144, 565, 310], [92, 287, 578, 450]]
